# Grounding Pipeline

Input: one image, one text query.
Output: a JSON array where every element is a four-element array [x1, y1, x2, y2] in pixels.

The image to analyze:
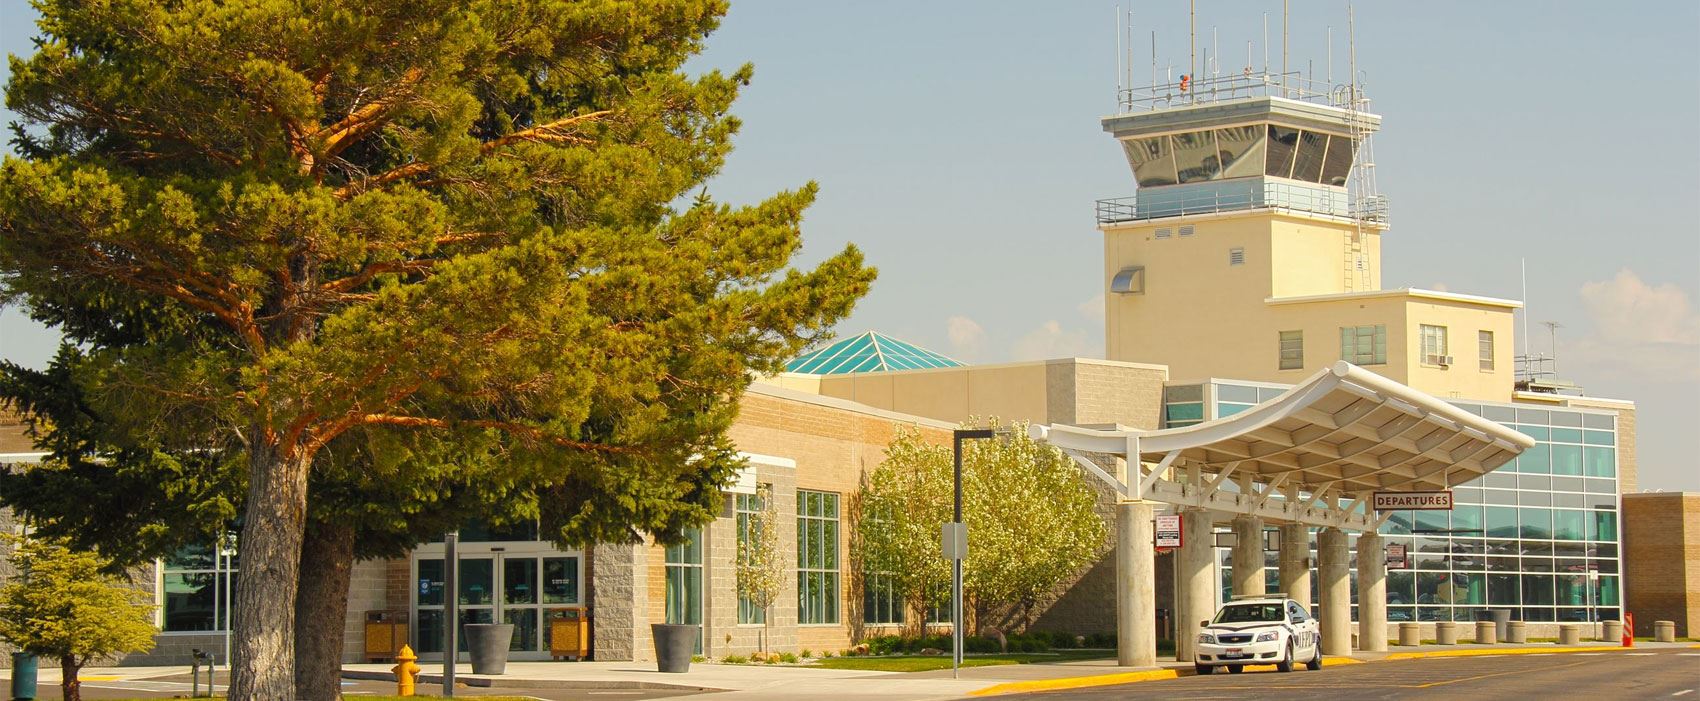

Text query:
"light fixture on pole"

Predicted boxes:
[[949, 428, 1003, 680]]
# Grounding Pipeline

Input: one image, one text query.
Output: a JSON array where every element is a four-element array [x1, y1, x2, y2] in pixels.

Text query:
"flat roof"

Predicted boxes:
[[1266, 287, 1523, 310]]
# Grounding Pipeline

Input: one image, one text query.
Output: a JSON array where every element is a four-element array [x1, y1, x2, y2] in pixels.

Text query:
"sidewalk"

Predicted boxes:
[[345, 641, 1697, 700]]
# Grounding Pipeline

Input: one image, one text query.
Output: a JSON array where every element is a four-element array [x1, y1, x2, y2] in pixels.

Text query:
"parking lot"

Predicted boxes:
[[991, 648, 1700, 700]]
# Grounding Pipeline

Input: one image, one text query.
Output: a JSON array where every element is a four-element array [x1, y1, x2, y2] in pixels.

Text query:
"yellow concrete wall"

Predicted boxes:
[[1269, 218, 1358, 298], [1399, 300, 1518, 401]]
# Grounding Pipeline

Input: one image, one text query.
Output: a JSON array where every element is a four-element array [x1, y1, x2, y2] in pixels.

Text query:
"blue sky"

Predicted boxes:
[[1, 1, 1695, 491]]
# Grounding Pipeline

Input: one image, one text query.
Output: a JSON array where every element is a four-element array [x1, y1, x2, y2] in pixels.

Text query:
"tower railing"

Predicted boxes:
[[1117, 70, 1362, 114], [1094, 180, 1390, 226]]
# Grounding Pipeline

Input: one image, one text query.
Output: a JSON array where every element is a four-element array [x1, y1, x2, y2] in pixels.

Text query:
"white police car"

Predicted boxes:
[[1194, 596, 1322, 675]]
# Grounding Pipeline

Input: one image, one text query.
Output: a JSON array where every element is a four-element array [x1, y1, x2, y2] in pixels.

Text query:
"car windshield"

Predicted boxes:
[[1214, 604, 1284, 624]]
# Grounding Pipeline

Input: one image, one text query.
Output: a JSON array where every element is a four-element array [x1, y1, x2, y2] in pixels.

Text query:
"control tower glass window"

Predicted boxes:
[[1173, 130, 1222, 183], [1291, 131, 1329, 182], [1321, 135, 1356, 186], [1216, 126, 1266, 179], [1265, 126, 1300, 178], [1125, 136, 1177, 187]]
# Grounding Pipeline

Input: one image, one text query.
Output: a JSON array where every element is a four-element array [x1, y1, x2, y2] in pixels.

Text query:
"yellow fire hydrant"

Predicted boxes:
[[392, 644, 422, 697]]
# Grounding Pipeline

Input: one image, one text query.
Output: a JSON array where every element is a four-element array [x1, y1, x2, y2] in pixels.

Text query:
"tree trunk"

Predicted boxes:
[[295, 519, 356, 701], [59, 656, 80, 701], [230, 434, 314, 700]]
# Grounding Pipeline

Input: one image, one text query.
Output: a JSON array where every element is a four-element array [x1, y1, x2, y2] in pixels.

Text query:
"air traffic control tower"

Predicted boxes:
[[1096, 74, 1521, 403]]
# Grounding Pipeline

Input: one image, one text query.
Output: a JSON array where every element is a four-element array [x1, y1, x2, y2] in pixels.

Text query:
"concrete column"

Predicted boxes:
[[1174, 509, 1216, 662], [1231, 515, 1265, 599], [1115, 501, 1157, 667], [1278, 523, 1311, 610], [1316, 527, 1351, 656], [1355, 530, 1387, 652]]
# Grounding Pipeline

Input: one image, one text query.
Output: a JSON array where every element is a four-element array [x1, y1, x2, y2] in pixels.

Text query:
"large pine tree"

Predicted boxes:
[[0, 2, 873, 697]]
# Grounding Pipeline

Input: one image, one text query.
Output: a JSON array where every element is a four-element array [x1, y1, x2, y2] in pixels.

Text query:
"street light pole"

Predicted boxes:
[[444, 530, 459, 698], [952, 428, 996, 680]]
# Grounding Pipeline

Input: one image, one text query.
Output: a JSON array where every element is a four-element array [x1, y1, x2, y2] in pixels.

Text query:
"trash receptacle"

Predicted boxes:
[[10, 652, 38, 701]]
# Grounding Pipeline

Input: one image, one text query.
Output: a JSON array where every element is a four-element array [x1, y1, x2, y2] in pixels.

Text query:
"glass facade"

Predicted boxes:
[[797, 490, 841, 624], [735, 491, 767, 625], [1200, 380, 1622, 624], [1122, 125, 1354, 188], [160, 541, 237, 632]]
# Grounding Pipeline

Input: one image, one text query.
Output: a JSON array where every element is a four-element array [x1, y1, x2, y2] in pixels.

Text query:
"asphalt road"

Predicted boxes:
[[990, 649, 1700, 700]]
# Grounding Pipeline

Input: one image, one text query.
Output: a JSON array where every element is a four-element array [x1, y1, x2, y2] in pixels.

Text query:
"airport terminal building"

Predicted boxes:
[[0, 68, 1685, 669]]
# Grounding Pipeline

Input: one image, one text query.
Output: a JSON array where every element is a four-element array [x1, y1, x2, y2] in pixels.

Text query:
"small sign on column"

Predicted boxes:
[[1155, 514, 1182, 549]]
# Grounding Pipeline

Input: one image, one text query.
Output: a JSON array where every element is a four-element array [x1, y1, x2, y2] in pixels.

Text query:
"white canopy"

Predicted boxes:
[[1031, 362, 1535, 530]]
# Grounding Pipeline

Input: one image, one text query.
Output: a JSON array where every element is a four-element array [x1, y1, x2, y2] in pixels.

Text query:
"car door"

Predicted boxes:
[[1287, 601, 1318, 654]]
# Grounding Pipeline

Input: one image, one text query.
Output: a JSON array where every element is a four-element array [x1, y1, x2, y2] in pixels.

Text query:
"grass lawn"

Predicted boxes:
[[808, 649, 1114, 672]]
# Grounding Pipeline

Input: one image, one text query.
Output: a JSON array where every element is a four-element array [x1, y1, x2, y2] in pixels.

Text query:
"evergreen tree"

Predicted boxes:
[[0, 535, 159, 701], [0, 2, 873, 697]]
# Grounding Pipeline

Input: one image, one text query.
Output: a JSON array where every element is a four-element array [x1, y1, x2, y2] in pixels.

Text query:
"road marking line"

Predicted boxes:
[[1671, 690, 1693, 697], [1629, 652, 1657, 656], [1409, 659, 1593, 689]]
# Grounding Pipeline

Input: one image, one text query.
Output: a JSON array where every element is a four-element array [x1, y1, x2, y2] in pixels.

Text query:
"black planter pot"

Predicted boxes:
[[464, 623, 515, 674], [651, 623, 699, 673]]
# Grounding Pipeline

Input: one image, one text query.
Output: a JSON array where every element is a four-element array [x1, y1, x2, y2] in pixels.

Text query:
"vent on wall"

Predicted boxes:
[[1229, 248, 1246, 266], [1155, 228, 1172, 239], [1111, 266, 1146, 294], [1179, 225, 1195, 237]]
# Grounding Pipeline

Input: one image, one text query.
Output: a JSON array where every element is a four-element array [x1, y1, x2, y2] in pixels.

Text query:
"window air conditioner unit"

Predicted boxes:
[[1440, 355, 1454, 366]]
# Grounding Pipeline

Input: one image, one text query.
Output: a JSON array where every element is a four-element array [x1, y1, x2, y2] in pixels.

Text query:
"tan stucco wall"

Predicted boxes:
[[806, 358, 1167, 430]]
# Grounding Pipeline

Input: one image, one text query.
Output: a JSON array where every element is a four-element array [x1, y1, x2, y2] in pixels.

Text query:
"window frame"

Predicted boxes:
[[1478, 330, 1495, 372], [1420, 324, 1450, 367], [158, 540, 239, 634], [735, 491, 767, 625], [796, 490, 841, 625], [1279, 330, 1304, 370], [1339, 324, 1388, 366]]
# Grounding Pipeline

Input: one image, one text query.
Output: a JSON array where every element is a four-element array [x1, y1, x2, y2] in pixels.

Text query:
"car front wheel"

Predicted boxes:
[[1275, 640, 1295, 673], [1306, 639, 1323, 671], [1195, 663, 1214, 675], [1228, 664, 1243, 674]]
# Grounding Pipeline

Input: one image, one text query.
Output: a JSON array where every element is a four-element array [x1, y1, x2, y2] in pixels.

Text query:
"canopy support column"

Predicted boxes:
[[1356, 530, 1388, 651], [1317, 527, 1352, 656], [1278, 522, 1312, 612], [1231, 515, 1266, 598], [1175, 508, 1216, 663], [1116, 501, 1158, 667]]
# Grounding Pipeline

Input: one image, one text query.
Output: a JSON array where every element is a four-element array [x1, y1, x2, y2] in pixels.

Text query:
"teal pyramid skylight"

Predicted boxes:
[[786, 331, 963, 375]]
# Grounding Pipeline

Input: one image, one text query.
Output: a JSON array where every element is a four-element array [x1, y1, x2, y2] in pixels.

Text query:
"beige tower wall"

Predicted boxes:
[[807, 358, 1168, 430]]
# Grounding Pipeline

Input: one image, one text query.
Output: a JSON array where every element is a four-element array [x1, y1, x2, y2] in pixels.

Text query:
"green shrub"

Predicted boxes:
[[867, 635, 904, 655], [800, 648, 812, 659], [964, 636, 1000, 654], [778, 652, 798, 663], [1083, 632, 1116, 648], [692, 654, 706, 663], [824, 649, 836, 658], [722, 655, 747, 664]]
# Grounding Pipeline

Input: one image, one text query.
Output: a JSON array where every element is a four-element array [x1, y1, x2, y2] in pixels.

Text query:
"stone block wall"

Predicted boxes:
[[1622, 492, 1700, 638]]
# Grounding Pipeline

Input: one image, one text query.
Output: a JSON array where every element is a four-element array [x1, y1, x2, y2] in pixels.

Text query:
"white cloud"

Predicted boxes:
[[1012, 320, 1092, 361], [1568, 269, 1700, 381], [945, 315, 985, 362], [1077, 293, 1105, 325]]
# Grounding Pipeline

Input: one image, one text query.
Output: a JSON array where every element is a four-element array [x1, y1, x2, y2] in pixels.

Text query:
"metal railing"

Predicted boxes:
[[1094, 181, 1390, 226], [1117, 70, 1367, 114]]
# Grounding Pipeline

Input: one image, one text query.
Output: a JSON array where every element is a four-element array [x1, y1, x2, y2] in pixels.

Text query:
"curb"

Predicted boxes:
[[339, 669, 720, 692], [1382, 645, 1630, 660], [968, 657, 1361, 697]]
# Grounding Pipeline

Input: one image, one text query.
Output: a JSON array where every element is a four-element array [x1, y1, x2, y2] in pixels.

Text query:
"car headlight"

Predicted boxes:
[[1198, 633, 1216, 644], [1256, 631, 1279, 642]]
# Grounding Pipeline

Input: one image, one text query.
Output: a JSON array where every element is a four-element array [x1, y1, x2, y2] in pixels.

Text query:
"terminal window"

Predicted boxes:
[[1339, 325, 1387, 365], [1279, 330, 1304, 370]]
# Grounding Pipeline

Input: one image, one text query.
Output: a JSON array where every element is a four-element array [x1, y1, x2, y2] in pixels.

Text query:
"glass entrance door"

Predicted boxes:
[[412, 541, 584, 661]]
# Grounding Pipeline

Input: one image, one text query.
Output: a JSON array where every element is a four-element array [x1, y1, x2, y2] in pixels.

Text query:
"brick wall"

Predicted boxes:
[[1622, 492, 1700, 638]]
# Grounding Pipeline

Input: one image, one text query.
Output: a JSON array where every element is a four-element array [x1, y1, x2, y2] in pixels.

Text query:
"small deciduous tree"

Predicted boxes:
[[735, 483, 782, 656], [857, 421, 1108, 635], [0, 535, 158, 701]]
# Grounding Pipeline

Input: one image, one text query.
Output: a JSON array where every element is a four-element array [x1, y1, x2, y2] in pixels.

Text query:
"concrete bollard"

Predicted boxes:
[[1506, 620, 1527, 644], [1475, 620, 1497, 645], [1558, 624, 1581, 645], [1655, 621, 1677, 643], [1601, 620, 1622, 643], [1436, 621, 1457, 645], [1399, 622, 1422, 646]]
